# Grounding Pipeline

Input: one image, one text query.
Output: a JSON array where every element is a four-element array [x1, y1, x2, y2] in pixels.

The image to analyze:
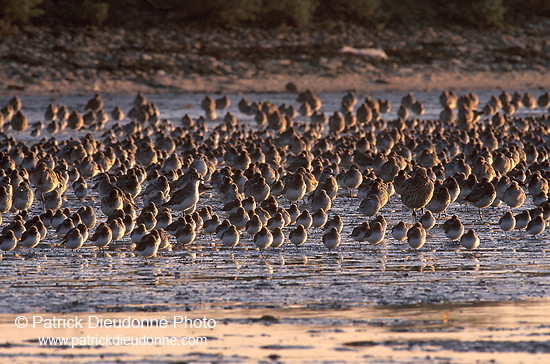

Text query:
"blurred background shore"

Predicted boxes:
[[1, 0, 549, 95]]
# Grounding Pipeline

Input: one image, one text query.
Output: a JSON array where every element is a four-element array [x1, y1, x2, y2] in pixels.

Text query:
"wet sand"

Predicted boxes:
[[2, 300, 550, 363]]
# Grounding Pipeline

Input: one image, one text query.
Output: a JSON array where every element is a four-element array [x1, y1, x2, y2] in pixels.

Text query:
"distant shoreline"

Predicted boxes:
[[1, 19, 549, 97], [5, 70, 549, 97]]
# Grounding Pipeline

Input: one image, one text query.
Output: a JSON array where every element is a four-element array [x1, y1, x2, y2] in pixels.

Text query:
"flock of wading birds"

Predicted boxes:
[[0, 88, 549, 258]]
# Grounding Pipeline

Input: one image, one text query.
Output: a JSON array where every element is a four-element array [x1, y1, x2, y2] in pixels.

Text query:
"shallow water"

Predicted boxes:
[[0, 90, 549, 362]]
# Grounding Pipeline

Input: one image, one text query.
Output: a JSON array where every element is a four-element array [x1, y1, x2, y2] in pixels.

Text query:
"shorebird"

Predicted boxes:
[[63, 227, 85, 250], [67, 110, 84, 130], [426, 182, 451, 215], [501, 181, 526, 209], [20, 226, 41, 249], [41, 187, 63, 211], [12, 181, 34, 212], [56, 218, 75, 237], [322, 227, 341, 251], [420, 210, 436, 230], [73, 178, 88, 200], [287, 204, 300, 224], [289, 224, 308, 247], [175, 223, 196, 246], [101, 189, 124, 217], [0, 186, 12, 213], [31, 162, 59, 194], [0, 231, 17, 253], [215, 219, 231, 239], [515, 210, 531, 230], [222, 224, 240, 248], [215, 95, 231, 110], [351, 222, 369, 242], [460, 229, 480, 250], [407, 222, 426, 250], [85, 93, 104, 113], [325, 214, 343, 233], [391, 221, 408, 242], [526, 215, 545, 238], [311, 208, 328, 228], [270, 227, 285, 248], [267, 212, 286, 230], [296, 210, 313, 229], [399, 167, 434, 218], [527, 171, 549, 197], [131, 224, 148, 244], [245, 214, 263, 236], [283, 173, 307, 203], [108, 217, 126, 243], [364, 221, 385, 245], [11, 110, 28, 132], [229, 207, 250, 230], [442, 215, 464, 242], [155, 208, 173, 230], [111, 106, 125, 121], [135, 231, 161, 258], [136, 210, 156, 232], [90, 222, 113, 250], [498, 211, 515, 239], [337, 164, 363, 195], [204, 214, 221, 234], [309, 189, 332, 212], [163, 170, 202, 214], [357, 194, 383, 216], [464, 178, 496, 219], [244, 175, 271, 203], [253, 226, 273, 250]]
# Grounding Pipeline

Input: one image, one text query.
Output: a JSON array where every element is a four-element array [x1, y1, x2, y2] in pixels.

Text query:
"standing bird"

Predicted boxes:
[[322, 227, 341, 251], [20, 226, 41, 250], [460, 229, 480, 250], [63, 227, 85, 251], [442, 215, 464, 242], [526, 215, 545, 238], [289, 224, 308, 247], [12, 181, 34, 212], [253, 226, 273, 250], [337, 164, 363, 196], [85, 93, 104, 112], [30, 162, 59, 194], [407, 222, 426, 250], [364, 221, 385, 245], [0, 230, 17, 253], [464, 178, 496, 219], [391, 221, 408, 242], [11, 110, 28, 132], [498, 211, 515, 239], [400, 167, 434, 218], [175, 223, 196, 246], [270, 227, 285, 248], [135, 231, 161, 258], [162, 170, 202, 214], [111, 106, 125, 121], [0, 185, 12, 213], [283, 173, 307, 203], [222, 224, 240, 248], [426, 183, 451, 216], [89, 222, 113, 250]]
